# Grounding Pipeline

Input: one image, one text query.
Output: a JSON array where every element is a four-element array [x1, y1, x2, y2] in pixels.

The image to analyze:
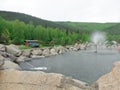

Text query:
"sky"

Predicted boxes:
[[0, 0, 120, 22]]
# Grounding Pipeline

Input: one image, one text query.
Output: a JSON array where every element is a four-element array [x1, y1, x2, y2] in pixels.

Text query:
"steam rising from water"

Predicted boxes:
[[91, 31, 106, 45]]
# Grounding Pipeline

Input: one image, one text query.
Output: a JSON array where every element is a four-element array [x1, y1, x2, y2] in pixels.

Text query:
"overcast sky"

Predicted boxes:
[[0, 0, 120, 22]]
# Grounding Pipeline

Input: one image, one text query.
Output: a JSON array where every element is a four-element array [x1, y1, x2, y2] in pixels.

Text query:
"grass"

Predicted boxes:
[[19, 44, 62, 50], [19, 45, 32, 50]]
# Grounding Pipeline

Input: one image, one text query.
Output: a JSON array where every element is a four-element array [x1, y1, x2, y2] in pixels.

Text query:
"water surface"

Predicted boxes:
[[20, 49, 120, 84]]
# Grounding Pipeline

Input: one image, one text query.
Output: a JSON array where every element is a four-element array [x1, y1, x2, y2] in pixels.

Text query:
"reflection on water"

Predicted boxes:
[[20, 49, 120, 84]]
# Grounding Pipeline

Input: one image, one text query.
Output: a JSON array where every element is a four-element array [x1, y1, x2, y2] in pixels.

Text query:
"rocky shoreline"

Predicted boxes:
[[0, 44, 120, 90], [0, 43, 87, 64]]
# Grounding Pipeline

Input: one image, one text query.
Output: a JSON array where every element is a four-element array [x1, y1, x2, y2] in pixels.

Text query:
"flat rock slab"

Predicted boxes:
[[0, 69, 94, 90]]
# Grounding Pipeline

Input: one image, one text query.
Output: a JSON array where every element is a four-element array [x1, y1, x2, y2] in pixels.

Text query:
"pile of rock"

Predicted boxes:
[[0, 44, 21, 70], [0, 43, 88, 67], [21, 43, 88, 60]]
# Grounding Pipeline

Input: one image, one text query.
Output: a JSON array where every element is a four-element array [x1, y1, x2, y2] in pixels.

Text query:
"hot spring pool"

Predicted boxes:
[[19, 49, 120, 84]]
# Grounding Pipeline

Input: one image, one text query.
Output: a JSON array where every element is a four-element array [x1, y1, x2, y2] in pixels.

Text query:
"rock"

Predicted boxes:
[[6, 44, 21, 57], [93, 61, 120, 90], [57, 46, 67, 54], [0, 55, 5, 67], [65, 45, 71, 50], [31, 49, 42, 55], [0, 51, 8, 57], [42, 48, 50, 56], [0, 69, 94, 90], [69, 47, 74, 51], [6, 53, 17, 62], [0, 51, 17, 61], [0, 44, 5, 52], [30, 55, 45, 59], [22, 49, 31, 57], [80, 44, 87, 50], [50, 48, 58, 55], [74, 43, 80, 51], [1, 60, 21, 70], [16, 56, 31, 63]]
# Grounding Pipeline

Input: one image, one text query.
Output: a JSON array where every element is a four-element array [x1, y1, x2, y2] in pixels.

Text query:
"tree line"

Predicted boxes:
[[0, 16, 90, 46]]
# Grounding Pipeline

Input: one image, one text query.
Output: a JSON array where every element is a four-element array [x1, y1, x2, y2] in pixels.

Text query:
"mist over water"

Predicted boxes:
[[91, 31, 106, 45]]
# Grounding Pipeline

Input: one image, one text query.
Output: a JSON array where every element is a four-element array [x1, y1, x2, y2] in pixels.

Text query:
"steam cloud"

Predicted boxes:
[[91, 31, 106, 44]]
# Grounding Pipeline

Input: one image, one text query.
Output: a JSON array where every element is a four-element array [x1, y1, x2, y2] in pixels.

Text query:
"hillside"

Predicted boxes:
[[0, 11, 74, 31], [1, 10, 120, 43], [57, 22, 117, 31], [103, 23, 120, 34], [0, 11, 118, 33]]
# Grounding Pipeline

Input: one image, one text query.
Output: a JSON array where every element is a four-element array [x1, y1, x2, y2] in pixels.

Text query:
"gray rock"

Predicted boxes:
[[6, 44, 21, 57], [0, 69, 94, 90], [6, 53, 17, 62], [42, 48, 50, 56], [0, 55, 5, 67], [80, 44, 87, 50], [0, 51, 17, 62], [16, 56, 31, 63], [50, 48, 58, 55], [74, 43, 80, 51], [57, 46, 66, 54], [0, 51, 7, 57], [30, 55, 45, 59], [1, 60, 21, 70], [31, 49, 42, 55], [93, 61, 120, 90], [22, 49, 31, 57], [0, 44, 5, 52]]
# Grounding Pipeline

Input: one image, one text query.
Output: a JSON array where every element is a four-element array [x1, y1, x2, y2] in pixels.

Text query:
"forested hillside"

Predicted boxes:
[[57, 22, 117, 31], [0, 16, 89, 45], [0, 10, 120, 45], [0, 11, 118, 32], [103, 24, 120, 42], [0, 11, 78, 32]]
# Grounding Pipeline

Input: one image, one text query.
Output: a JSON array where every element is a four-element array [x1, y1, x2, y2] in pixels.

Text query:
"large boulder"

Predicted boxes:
[[50, 48, 58, 55], [42, 48, 50, 56], [73, 43, 80, 51], [30, 55, 45, 59], [15, 56, 31, 63], [0, 55, 5, 67], [6, 44, 21, 57], [80, 44, 87, 50], [0, 69, 94, 90], [65, 45, 72, 51], [93, 61, 120, 90], [57, 46, 67, 54], [1, 60, 21, 70], [0, 44, 6, 52], [31, 49, 42, 55], [0, 51, 17, 61], [22, 49, 32, 57]]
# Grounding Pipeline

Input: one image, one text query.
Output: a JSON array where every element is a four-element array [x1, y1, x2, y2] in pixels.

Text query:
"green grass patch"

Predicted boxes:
[[19, 45, 32, 50]]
